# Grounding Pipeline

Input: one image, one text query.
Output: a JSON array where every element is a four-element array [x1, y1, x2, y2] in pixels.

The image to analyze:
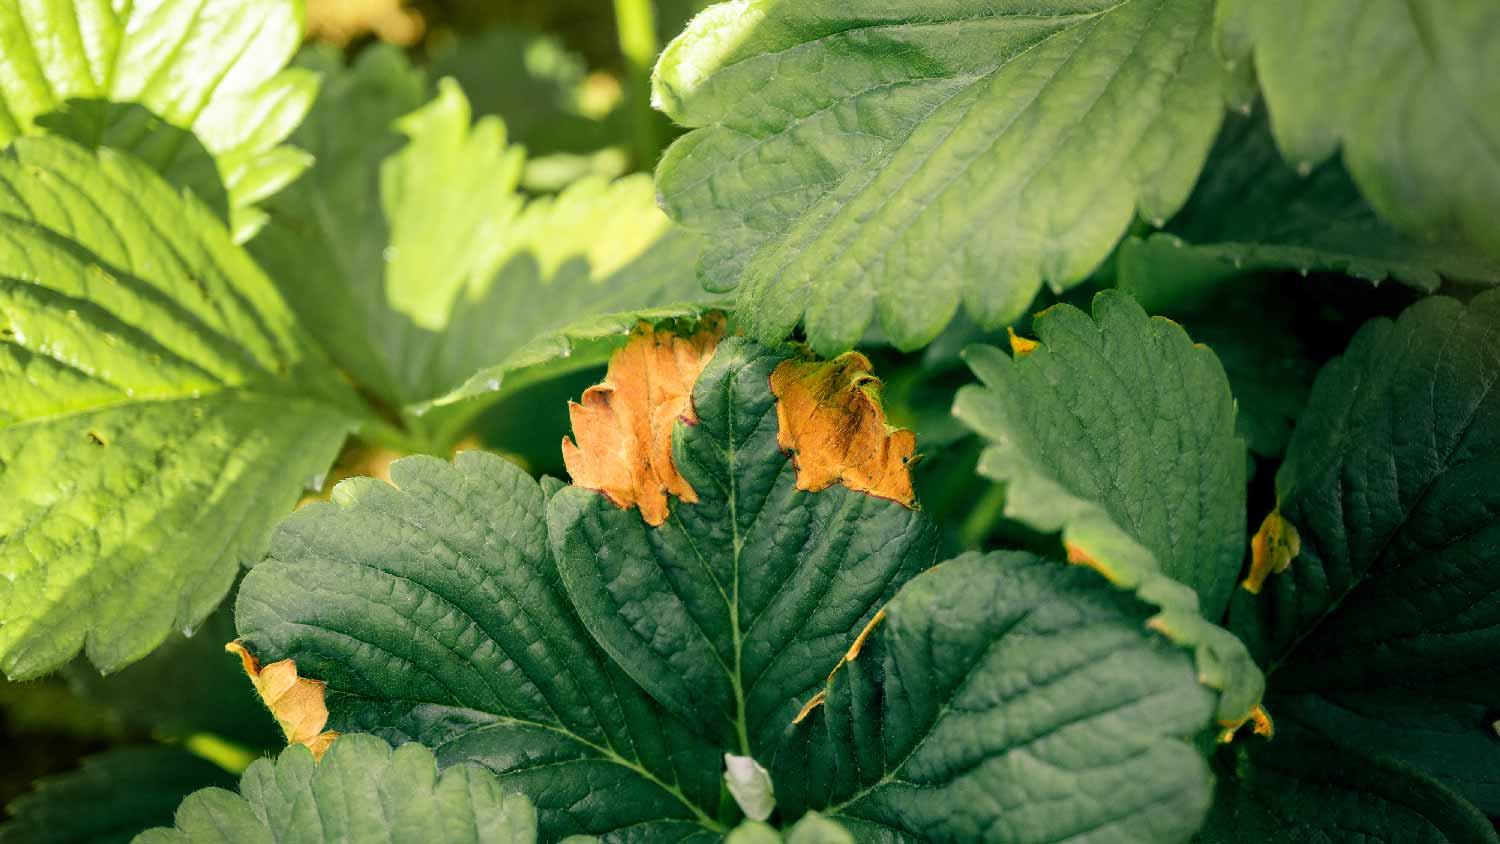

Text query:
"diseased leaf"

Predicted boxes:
[[1231, 290, 1500, 812], [1117, 107, 1500, 301], [654, 0, 1228, 355], [224, 643, 338, 760], [1198, 731, 1500, 844], [0, 0, 317, 241], [236, 329, 1238, 843], [953, 291, 1261, 721], [0, 747, 236, 844], [132, 735, 538, 844], [769, 354, 917, 506], [1217, 0, 1500, 261], [236, 449, 727, 842], [251, 46, 714, 443], [779, 552, 1220, 844], [0, 138, 362, 680], [561, 317, 726, 527], [549, 335, 936, 750]]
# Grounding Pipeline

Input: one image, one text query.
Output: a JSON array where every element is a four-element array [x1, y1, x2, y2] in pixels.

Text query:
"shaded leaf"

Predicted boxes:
[[953, 291, 1261, 721], [1232, 290, 1500, 811], [1118, 106, 1500, 303], [1218, 0, 1500, 261], [0, 747, 235, 844]]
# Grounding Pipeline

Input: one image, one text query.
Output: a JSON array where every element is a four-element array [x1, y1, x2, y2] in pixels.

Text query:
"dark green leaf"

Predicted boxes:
[[0, 747, 235, 844]]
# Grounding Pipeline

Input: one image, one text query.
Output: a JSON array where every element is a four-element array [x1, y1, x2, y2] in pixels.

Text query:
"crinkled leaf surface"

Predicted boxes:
[[0, 747, 236, 844], [133, 735, 537, 844], [953, 292, 1252, 672], [1218, 0, 1500, 260], [0, 0, 317, 241], [237, 334, 1236, 843], [1230, 290, 1500, 812], [1197, 729, 1500, 844], [654, 0, 1227, 355], [778, 551, 1220, 844], [251, 46, 712, 440], [0, 138, 361, 679]]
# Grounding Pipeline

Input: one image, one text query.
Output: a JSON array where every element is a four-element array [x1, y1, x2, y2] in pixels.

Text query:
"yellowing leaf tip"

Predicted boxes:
[[226, 641, 340, 760], [1243, 510, 1301, 594], [1007, 327, 1039, 356]]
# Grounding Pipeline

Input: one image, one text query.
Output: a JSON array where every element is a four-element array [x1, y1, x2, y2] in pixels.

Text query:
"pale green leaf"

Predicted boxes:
[[654, 0, 1227, 355], [0, 138, 361, 679], [1217, 0, 1500, 260], [0, 0, 317, 241], [953, 291, 1261, 720], [132, 736, 537, 844], [252, 46, 714, 443]]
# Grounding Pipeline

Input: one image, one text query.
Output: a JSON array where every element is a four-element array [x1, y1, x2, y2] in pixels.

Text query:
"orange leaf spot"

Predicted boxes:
[[1007, 326, 1039, 356], [562, 315, 726, 527], [226, 641, 340, 759], [1243, 510, 1301, 594], [769, 353, 916, 506]]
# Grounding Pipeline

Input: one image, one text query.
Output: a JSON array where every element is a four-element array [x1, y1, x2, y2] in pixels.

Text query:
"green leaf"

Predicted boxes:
[[547, 337, 939, 751], [132, 735, 537, 844], [251, 46, 713, 443], [0, 137, 361, 679], [1117, 107, 1500, 304], [1217, 0, 1500, 261], [952, 291, 1262, 720], [1197, 732, 1500, 844], [63, 604, 281, 751], [1232, 290, 1500, 811], [0, 0, 317, 242], [236, 330, 1238, 842], [236, 450, 727, 841], [779, 551, 1220, 844], [654, 0, 1227, 355], [0, 747, 236, 844]]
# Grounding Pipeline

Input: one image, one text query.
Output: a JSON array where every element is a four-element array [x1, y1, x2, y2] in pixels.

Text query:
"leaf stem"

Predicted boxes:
[[613, 0, 663, 168]]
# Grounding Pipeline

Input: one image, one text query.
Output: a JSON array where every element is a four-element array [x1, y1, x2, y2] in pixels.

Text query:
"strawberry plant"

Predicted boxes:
[[0, 1, 1497, 843]]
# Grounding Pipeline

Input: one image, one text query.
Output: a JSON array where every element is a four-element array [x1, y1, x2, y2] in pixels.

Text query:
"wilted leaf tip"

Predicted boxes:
[[562, 314, 727, 526], [770, 353, 917, 507], [226, 641, 340, 760], [1243, 510, 1300, 594]]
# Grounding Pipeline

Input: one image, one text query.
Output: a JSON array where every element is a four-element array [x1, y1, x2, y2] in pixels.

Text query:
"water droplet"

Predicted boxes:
[[305, 471, 328, 492], [1151, 217, 1166, 228], [485, 378, 501, 392], [382, 246, 399, 262], [181, 625, 198, 638], [1296, 161, 1313, 177], [1298, 267, 1310, 277]]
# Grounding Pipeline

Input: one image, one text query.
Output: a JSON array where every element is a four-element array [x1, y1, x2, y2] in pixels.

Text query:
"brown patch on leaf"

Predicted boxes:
[[226, 641, 340, 759], [1243, 510, 1300, 594], [769, 353, 916, 506], [1007, 327, 1039, 356], [1217, 704, 1275, 744], [562, 315, 727, 527]]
